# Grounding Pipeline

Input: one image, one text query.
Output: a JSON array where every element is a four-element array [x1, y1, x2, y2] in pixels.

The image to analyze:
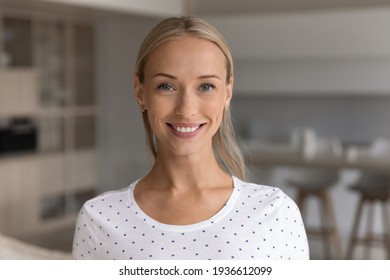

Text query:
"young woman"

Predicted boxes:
[[72, 16, 309, 260]]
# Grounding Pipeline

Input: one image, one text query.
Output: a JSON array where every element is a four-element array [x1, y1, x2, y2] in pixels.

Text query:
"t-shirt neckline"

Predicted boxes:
[[128, 176, 241, 232]]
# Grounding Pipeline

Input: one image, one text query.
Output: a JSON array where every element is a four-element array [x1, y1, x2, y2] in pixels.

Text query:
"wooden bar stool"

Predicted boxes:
[[345, 172, 390, 259], [288, 168, 343, 259]]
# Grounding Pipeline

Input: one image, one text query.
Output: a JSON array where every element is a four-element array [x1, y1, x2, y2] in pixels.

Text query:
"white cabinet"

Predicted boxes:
[[0, 151, 97, 237], [0, 157, 38, 235], [67, 150, 97, 192], [36, 151, 97, 234], [0, 69, 39, 117], [38, 153, 65, 197]]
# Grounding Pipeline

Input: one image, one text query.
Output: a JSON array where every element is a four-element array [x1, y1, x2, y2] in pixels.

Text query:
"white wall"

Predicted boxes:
[[206, 8, 390, 94], [234, 58, 390, 94], [207, 8, 390, 59]]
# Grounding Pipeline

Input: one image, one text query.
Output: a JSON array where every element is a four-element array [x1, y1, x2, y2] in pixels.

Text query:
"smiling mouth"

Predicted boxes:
[[167, 123, 206, 134]]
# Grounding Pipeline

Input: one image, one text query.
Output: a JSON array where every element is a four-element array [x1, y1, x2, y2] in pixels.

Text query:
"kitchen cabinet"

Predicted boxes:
[[3, 17, 33, 67], [0, 156, 38, 235], [0, 9, 98, 241], [0, 69, 39, 117], [0, 151, 97, 237]]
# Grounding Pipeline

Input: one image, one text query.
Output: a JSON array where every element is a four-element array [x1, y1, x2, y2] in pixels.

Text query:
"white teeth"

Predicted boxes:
[[174, 126, 198, 133]]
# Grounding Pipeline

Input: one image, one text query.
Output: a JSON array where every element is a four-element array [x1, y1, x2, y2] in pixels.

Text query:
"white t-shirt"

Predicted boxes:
[[72, 176, 309, 260]]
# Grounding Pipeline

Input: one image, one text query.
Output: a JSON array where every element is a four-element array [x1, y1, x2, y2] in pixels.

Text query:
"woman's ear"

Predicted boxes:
[[224, 76, 233, 110], [134, 75, 146, 111]]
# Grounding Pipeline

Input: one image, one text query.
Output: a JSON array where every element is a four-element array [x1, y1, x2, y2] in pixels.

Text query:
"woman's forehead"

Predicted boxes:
[[145, 36, 227, 78]]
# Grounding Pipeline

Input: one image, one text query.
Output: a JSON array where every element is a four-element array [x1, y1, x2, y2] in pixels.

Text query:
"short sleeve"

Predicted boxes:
[[72, 205, 99, 259], [276, 193, 310, 260]]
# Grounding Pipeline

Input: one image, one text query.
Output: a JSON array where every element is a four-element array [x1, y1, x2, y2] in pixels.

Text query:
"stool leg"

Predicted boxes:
[[322, 190, 343, 259], [318, 191, 332, 259], [364, 199, 374, 259], [381, 200, 390, 259], [296, 190, 307, 220], [346, 196, 365, 259]]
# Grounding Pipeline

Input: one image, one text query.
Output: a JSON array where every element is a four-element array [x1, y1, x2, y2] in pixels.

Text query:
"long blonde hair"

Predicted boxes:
[[135, 16, 246, 180]]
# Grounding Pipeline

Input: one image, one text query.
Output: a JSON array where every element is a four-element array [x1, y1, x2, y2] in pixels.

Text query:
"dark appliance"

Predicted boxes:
[[0, 117, 37, 154]]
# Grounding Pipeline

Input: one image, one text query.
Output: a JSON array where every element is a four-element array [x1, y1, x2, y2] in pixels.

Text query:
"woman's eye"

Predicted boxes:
[[157, 83, 174, 91], [199, 83, 215, 92]]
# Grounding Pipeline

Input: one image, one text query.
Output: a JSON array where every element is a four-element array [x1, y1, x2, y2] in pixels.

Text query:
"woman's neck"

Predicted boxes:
[[145, 150, 230, 193]]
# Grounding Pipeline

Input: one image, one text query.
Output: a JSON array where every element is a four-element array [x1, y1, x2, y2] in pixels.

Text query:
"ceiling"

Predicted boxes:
[[187, 0, 390, 15], [2, 0, 390, 18]]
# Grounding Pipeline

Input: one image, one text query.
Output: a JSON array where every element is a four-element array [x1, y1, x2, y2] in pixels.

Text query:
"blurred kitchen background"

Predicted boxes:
[[0, 0, 389, 259]]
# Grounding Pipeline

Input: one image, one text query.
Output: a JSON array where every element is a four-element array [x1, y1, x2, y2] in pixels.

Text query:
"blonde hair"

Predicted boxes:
[[135, 16, 246, 180]]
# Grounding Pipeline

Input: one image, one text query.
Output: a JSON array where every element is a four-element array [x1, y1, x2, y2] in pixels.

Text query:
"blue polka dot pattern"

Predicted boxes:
[[72, 176, 309, 260]]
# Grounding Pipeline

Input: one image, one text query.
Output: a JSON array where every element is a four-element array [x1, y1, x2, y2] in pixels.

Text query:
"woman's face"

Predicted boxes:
[[135, 35, 233, 157]]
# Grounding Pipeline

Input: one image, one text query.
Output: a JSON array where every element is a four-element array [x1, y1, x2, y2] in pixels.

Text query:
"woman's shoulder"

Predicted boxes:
[[234, 176, 285, 196], [80, 180, 138, 212], [233, 176, 298, 209]]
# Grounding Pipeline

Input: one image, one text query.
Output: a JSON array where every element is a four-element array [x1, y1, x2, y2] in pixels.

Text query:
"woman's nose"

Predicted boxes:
[[175, 91, 198, 117]]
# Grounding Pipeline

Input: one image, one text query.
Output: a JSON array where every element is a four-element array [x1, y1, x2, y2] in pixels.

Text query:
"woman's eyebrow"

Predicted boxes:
[[152, 73, 221, 80], [153, 73, 177, 79], [198, 74, 221, 80]]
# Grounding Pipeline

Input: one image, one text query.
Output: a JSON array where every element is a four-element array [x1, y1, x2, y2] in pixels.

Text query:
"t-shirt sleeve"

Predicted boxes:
[[72, 204, 99, 259], [276, 192, 310, 260]]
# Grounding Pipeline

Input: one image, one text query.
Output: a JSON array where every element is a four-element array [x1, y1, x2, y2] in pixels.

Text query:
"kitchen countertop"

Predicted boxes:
[[244, 141, 390, 172]]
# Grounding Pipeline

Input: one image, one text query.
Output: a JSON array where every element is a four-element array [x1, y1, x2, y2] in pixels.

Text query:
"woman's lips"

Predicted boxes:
[[167, 123, 205, 138]]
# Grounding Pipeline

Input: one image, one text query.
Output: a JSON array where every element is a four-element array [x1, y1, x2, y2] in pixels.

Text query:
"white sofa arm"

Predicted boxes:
[[0, 233, 71, 260]]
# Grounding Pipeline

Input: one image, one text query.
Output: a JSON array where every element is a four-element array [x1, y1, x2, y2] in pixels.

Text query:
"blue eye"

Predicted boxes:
[[199, 83, 215, 92], [157, 83, 174, 91]]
